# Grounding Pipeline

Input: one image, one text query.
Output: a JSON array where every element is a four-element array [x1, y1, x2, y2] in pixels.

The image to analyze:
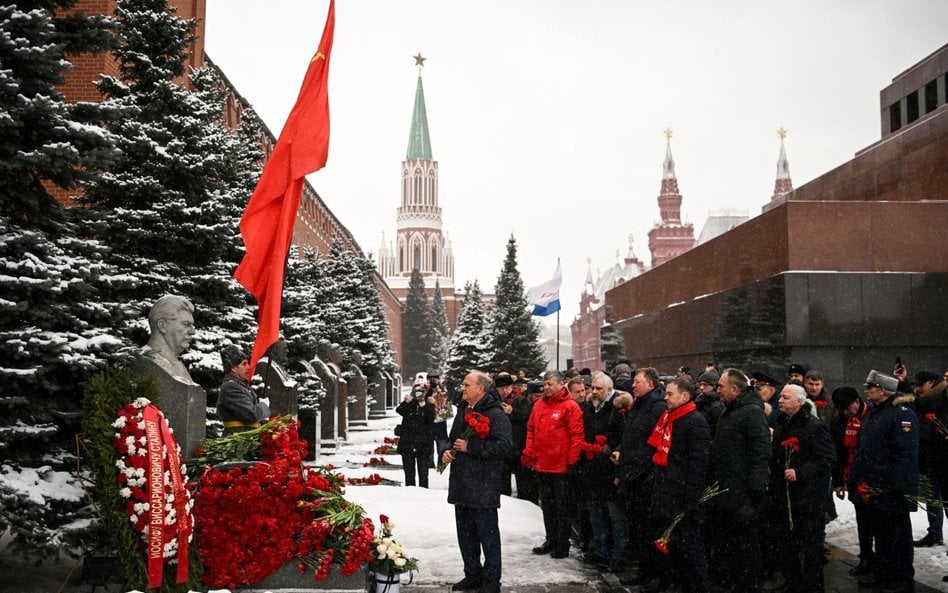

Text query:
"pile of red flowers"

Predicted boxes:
[[373, 444, 397, 455], [365, 457, 391, 467], [192, 419, 375, 589]]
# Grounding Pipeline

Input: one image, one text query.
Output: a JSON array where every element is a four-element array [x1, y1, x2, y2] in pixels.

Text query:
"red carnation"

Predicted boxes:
[[380, 514, 389, 525], [780, 437, 800, 453]]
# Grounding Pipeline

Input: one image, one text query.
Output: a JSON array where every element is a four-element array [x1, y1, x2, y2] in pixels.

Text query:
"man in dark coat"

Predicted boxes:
[[217, 345, 270, 436], [768, 383, 836, 593], [848, 370, 919, 593], [613, 367, 667, 587], [649, 377, 711, 593], [440, 371, 512, 593], [912, 370, 946, 547], [709, 368, 771, 593], [581, 371, 628, 572], [396, 385, 435, 487]]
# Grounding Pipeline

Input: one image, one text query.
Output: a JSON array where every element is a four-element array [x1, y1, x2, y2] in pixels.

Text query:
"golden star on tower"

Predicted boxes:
[[413, 53, 426, 67], [777, 127, 788, 141]]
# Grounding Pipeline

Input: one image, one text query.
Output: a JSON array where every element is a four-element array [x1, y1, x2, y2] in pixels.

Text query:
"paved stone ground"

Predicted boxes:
[[398, 547, 943, 593], [4, 545, 942, 593]]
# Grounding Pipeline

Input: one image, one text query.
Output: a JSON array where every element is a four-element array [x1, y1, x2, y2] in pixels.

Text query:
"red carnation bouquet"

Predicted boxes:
[[780, 436, 801, 530], [437, 411, 491, 474], [582, 435, 609, 460]]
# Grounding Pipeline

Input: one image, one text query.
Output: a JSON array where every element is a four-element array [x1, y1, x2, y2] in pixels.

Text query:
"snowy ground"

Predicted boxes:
[[324, 413, 595, 588], [3, 409, 947, 592]]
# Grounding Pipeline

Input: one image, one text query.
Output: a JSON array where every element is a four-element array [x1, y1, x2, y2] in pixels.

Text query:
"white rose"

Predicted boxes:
[[394, 558, 407, 568], [112, 417, 127, 428], [119, 487, 132, 498], [385, 522, 395, 531], [386, 549, 397, 560], [376, 544, 387, 554], [382, 537, 393, 545]]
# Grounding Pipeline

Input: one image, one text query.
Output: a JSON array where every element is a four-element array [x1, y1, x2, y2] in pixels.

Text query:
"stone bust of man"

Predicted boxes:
[[141, 294, 197, 385], [258, 337, 293, 386]]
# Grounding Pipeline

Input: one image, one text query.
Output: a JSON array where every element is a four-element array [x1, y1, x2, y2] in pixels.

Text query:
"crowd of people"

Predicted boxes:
[[414, 360, 948, 593]]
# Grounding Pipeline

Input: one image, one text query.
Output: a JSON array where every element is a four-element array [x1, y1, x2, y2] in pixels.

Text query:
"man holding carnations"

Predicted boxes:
[[440, 371, 512, 593], [647, 377, 711, 593], [848, 370, 919, 593], [767, 383, 836, 593]]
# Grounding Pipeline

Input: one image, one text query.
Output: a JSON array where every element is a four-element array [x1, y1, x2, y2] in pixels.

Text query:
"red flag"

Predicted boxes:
[[235, 0, 335, 372]]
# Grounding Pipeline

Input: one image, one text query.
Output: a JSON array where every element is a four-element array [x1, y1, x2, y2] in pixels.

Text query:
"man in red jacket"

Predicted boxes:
[[523, 370, 585, 558]]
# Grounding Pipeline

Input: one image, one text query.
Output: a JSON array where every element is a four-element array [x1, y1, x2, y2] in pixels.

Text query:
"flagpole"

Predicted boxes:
[[556, 308, 560, 371], [555, 257, 560, 370]]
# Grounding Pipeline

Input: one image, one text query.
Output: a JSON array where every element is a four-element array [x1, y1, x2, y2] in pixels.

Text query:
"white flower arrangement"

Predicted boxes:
[[371, 515, 418, 576]]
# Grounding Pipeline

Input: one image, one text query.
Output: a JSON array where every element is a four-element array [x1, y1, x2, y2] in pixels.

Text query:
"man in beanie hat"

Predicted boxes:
[[848, 370, 919, 593], [830, 385, 875, 574], [695, 370, 725, 437], [217, 345, 270, 436], [788, 363, 808, 384]]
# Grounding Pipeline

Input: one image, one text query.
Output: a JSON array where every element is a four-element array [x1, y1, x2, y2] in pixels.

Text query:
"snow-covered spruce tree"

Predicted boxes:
[[317, 237, 393, 380], [277, 247, 327, 412], [0, 2, 132, 559], [445, 280, 492, 382], [428, 278, 449, 375], [0, 1, 117, 227], [489, 235, 546, 373], [355, 253, 395, 379], [77, 0, 259, 390], [0, 221, 132, 558], [401, 266, 435, 379]]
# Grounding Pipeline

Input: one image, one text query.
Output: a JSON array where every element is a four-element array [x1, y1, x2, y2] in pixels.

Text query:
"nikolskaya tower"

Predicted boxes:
[[376, 54, 460, 328]]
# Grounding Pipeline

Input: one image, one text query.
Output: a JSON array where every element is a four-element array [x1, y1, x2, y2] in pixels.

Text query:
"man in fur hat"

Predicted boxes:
[[217, 345, 270, 436]]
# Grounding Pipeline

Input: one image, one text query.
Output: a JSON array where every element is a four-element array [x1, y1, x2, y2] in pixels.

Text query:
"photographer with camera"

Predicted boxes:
[[426, 373, 453, 466], [396, 385, 436, 488]]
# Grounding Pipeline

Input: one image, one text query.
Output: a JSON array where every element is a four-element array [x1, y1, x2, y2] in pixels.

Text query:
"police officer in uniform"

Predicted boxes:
[[848, 370, 919, 593]]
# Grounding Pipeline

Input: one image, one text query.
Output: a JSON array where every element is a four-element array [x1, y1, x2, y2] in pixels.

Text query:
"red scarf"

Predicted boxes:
[[647, 401, 697, 467], [842, 407, 867, 482]]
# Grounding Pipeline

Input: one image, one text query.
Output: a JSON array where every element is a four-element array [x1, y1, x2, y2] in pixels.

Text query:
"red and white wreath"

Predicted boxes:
[[112, 397, 193, 588]]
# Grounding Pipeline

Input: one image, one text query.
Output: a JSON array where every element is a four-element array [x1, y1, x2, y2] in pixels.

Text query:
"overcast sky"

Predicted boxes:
[[204, 1, 946, 323]]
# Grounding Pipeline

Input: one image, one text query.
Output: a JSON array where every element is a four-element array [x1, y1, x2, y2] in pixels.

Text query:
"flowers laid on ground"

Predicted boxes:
[[347, 473, 383, 485], [654, 483, 728, 555], [374, 438, 398, 455], [370, 514, 419, 578], [192, 417, 375, 589], [366, 457, 391, 467], [582, 435, 609, 460], [437, 411, 491, 474], [780, 436, 801, 530], [112, 397, 193, 589]]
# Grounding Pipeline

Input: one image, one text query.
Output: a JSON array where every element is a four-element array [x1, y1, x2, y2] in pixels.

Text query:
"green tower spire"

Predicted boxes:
[[406, 74, 433, 160]]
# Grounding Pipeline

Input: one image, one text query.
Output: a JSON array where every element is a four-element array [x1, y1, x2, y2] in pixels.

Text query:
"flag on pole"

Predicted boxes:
[[235, 0, 335, 373], [527, 261, 562, 317]]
